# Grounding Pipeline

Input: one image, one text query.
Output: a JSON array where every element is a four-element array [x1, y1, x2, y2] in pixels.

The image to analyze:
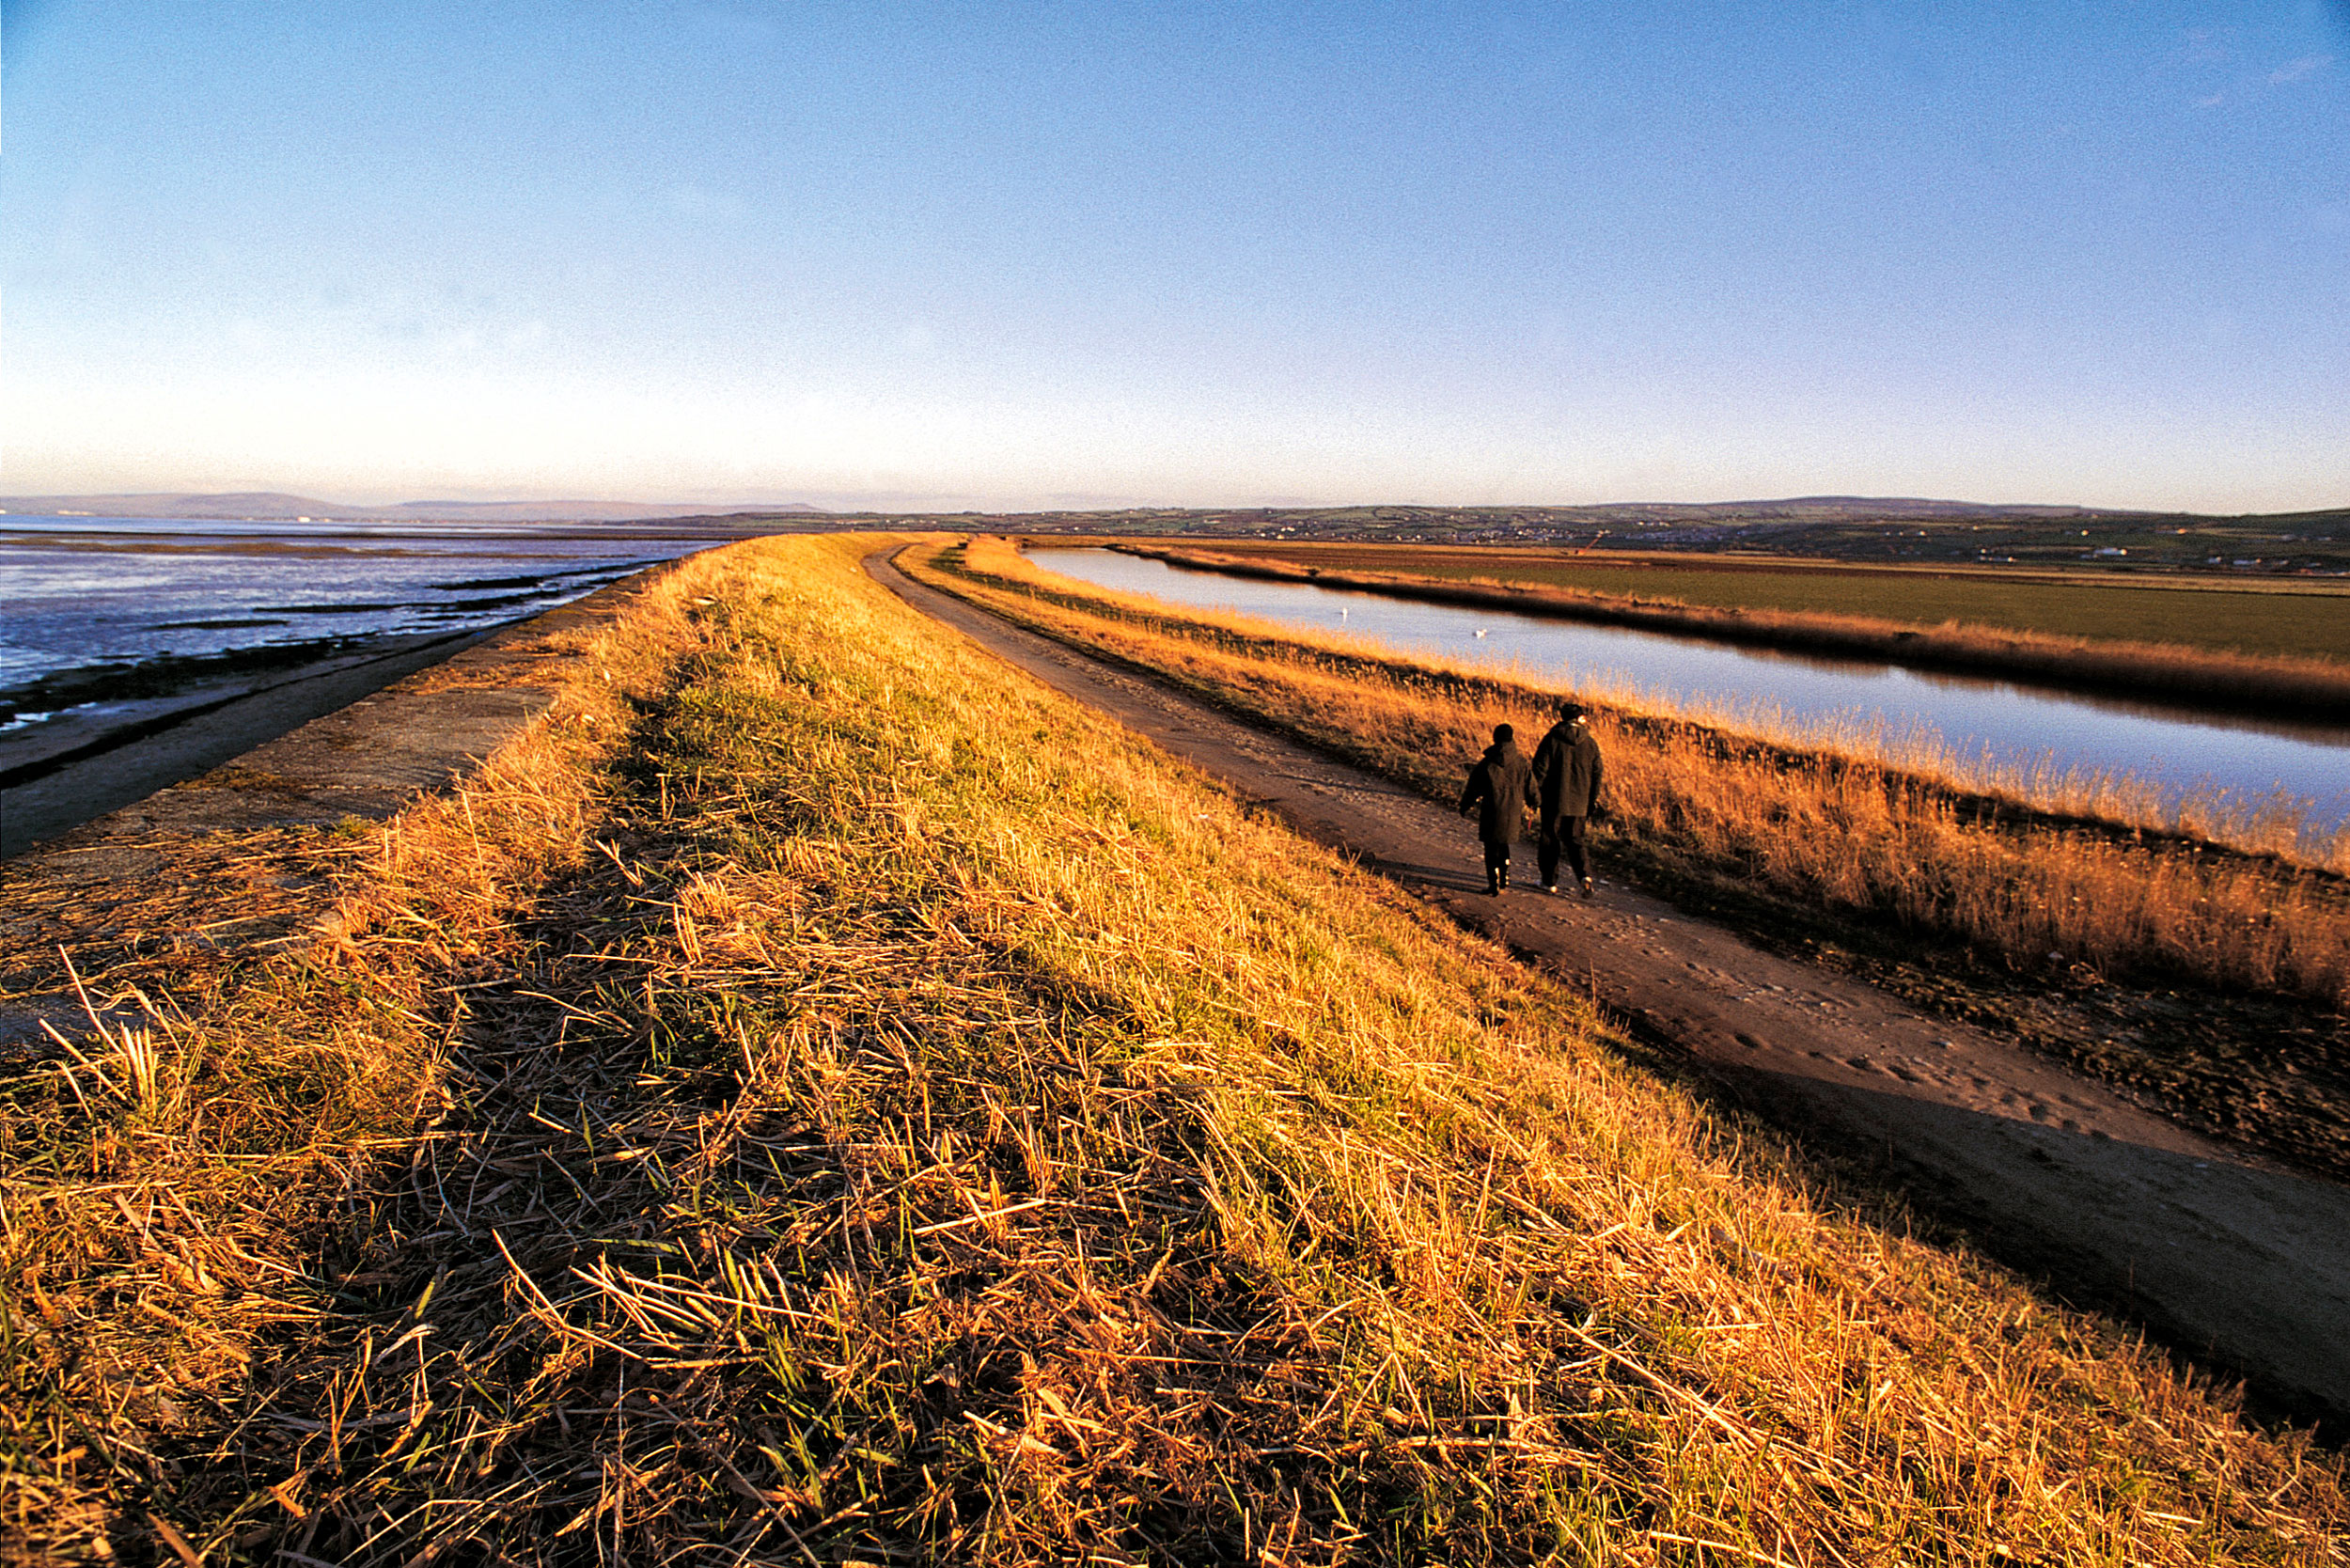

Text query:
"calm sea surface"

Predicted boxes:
[[1027, 547, 2350, 841], [0, 515, 728, 728]]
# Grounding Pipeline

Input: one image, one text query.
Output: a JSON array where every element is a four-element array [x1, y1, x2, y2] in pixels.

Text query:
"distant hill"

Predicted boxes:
[[0, 492, 829, 523], [383, 498, 829, 523], [1601, 495, 2127, 520]]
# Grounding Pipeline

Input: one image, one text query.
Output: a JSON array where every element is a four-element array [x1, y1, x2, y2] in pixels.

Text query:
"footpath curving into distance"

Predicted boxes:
[[872, 544, 2350, 1424]]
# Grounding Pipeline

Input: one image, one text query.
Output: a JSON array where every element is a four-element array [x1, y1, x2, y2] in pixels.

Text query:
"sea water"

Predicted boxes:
[[0, 515, 728, 733]]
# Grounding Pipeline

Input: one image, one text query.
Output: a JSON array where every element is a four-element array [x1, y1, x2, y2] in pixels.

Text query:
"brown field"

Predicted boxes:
[[4, 536, 2343, 1561]]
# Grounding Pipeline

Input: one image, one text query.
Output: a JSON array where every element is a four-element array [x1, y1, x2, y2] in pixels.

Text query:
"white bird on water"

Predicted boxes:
[[1474, 628, 1489, 638]]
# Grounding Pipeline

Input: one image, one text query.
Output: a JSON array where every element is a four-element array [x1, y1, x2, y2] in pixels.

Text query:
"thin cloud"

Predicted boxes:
[[2270, 54, 2333, 83]]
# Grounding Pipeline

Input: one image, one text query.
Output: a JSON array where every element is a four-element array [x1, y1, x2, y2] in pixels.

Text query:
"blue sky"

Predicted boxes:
[[5, 2, 2344, 511]]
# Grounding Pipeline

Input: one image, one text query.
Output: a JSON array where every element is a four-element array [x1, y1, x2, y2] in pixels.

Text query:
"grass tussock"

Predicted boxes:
[[0, 573, 700, 1560], [923, 536, 2350, 1014], [3, 535, 2344, 1563], [1124, 543, 2350, 716]]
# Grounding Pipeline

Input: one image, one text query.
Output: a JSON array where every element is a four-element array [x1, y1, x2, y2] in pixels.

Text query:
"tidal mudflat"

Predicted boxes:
[[0, 517, 728, 853]]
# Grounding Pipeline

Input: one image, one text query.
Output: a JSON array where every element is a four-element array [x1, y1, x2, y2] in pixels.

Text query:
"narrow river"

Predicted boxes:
[[1026, 547, 2350, 846]]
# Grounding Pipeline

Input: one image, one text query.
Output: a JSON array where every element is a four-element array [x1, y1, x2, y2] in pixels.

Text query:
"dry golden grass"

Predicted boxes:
[[0, 572, 699, 1560], [3, 535, 2343, 1562], [924, 536, 2350, 1011], [1127, 543, 2350, 714]]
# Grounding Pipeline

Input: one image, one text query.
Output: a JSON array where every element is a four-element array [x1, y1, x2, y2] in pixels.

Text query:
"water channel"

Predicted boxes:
[[1026, 547, 2350, 846]]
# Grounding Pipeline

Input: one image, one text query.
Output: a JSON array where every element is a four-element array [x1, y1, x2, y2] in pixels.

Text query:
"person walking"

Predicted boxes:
[[1531, 700, 1606, 897], [1458, 722, 1535, 895]]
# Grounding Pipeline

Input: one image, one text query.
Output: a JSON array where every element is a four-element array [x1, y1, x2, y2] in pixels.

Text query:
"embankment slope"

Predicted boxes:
[[1, 536, 2340, 1563], [879, 543, 2350, 1423], [0, 565, 690, 1055]]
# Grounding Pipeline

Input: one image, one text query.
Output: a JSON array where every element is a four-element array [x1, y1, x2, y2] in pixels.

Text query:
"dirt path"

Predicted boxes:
[[871, 547, 2350, 1425]]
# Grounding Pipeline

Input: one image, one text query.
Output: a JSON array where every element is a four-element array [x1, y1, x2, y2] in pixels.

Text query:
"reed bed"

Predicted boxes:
[[1124, 544, 2350, 716], [3, 535, 2343, 1562], [922, 536, 2350, 1012], [1093, 544, 2345, 855]]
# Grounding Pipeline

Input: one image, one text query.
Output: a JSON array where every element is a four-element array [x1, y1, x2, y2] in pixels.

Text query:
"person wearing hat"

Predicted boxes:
[[1457, 721, 1536, 895], [1531, 700, 1606, 897]]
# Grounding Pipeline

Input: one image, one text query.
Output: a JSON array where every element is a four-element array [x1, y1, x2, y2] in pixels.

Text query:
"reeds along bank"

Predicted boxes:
[[1122, 542, 2350, 717], [921, 535, 2350, 1010]]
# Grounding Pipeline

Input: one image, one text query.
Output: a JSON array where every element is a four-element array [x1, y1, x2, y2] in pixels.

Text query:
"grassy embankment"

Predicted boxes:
[[1109, 542, 2350, 714], [4, 534, 2342, 1561], [911, 538, 2350, 1175]]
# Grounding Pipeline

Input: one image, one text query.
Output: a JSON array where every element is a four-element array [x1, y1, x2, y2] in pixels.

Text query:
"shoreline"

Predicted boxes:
[[1105, 541, 2350, 721], [0, 554, 698, 860], [0, 629, 495, 858], [0, 559, 691, 1061], [0, 524, 736, 817]]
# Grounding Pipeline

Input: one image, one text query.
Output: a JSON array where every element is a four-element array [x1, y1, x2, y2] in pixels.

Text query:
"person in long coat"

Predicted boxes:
[[1458, 722, 1536, 895], [1530, 700, 1606, 897]]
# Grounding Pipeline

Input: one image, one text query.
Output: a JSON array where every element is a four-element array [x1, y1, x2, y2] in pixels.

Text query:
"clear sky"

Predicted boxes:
[[5, 2, 2345, 512]]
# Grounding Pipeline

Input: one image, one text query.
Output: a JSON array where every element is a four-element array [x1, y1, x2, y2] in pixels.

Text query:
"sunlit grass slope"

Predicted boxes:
[[926, 538, 2350, 1000], [4, 536, 2342, 1562]]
